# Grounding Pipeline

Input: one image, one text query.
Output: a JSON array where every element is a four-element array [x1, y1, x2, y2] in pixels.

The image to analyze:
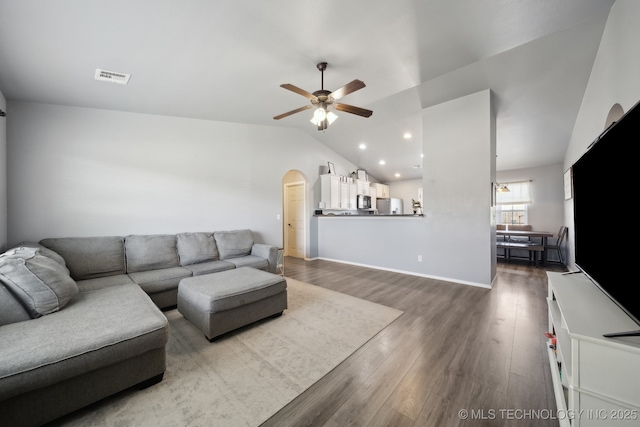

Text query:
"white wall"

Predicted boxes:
[[564, 0, 640, 269], [6, 101, 359, 258], [0, 90, 6, 251], [318, 90, 496, 287]]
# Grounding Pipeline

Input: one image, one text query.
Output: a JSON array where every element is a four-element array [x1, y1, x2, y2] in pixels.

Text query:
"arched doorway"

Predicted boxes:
[[282, 170, 307, 259], [605, 103, 624, 129]]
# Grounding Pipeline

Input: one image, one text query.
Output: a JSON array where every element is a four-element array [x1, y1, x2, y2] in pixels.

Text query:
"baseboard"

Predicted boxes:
[[316, 257, 492, 289], [490, 272, 499, 288]]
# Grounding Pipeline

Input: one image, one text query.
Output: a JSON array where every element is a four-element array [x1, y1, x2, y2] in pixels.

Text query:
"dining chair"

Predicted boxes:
[[546, 226, 568, 264]]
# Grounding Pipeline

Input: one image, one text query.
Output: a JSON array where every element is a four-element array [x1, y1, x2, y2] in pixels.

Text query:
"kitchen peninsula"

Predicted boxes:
[[315, 213, 423, 217], [319, 173, 423, 216], [313, 167, 492, 288]]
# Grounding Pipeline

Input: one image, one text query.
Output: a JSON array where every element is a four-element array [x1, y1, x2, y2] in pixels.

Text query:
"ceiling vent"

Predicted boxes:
[[94, 68, 131, 85]]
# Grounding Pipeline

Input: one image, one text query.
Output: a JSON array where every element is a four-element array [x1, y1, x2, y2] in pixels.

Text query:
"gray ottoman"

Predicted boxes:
[[177, 267, 287, 341]]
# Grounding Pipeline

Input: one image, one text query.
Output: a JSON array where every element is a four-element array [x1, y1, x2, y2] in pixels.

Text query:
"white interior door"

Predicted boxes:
[[285, 182, 305, 259]]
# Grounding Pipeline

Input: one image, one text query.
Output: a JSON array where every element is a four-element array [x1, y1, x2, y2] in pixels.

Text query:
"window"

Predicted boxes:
[[496, 180, 531, 225], [497, 204, 528, 225]]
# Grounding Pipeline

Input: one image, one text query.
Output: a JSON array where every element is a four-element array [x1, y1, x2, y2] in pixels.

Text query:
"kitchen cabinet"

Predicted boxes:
[[340, 181, 357, 210], [356, 179, 370, 196], [320, 174, 356, 210], [370, 185, 377, 210], [320, 174, 341, 209], [372, 183, 390, 198]]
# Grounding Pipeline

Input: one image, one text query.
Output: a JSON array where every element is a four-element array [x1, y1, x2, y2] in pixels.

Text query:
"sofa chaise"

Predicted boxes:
[[0, 229, 279, 426]]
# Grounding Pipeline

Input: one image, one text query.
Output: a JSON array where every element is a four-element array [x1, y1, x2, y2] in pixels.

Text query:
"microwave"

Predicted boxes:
[[357, 194, 371, 209]]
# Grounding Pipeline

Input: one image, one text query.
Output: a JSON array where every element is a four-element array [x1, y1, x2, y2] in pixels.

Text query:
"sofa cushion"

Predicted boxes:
[[0, 283, 168, 401], [125, 235, 179, 273], [76, 274, 135, 293], [0, 247, 78, 318], [225, 255, 269, 271], [213, 229, 254, 260], [127, 267, 192, 294], [183, 260, 235, 276], [0, 282, 30, 327], [176, 232, 218, 266], [39, 236, 126, 281]]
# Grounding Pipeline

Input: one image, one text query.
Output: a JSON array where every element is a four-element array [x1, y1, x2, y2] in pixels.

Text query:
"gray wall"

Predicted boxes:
[[0, 90, 6, 251], [564, 0, 640, 269], [421, 89, 496, 285], [318, 90, 496, 287], [6, 101, 359, 257]]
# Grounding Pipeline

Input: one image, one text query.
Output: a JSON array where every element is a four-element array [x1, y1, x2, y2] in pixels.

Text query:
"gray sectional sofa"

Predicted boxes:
[[0, 229, 279, 426]]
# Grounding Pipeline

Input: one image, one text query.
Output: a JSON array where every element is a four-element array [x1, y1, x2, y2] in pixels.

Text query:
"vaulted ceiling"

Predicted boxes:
[[0, 0, 615, 182]]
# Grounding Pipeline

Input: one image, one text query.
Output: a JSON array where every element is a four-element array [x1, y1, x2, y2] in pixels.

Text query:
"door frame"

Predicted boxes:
[[283, 181, 306, 259]]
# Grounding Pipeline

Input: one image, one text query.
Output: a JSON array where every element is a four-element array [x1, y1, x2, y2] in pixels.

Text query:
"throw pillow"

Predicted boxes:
[[18, 242, 69, 273], [0, 281, 31, 326], [0, 247, 79, 318]]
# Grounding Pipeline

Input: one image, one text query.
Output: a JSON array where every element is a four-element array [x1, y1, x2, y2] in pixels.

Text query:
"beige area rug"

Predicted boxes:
[[56, 278, 403, 427]]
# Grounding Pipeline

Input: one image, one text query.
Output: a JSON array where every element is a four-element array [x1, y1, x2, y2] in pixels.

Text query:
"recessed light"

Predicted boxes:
[[359, 143, 366, 149], [420, 153, 424, 158], [403, 133, 412, 139], [379, 160, 386, 165], [395, 173, 400, 177]]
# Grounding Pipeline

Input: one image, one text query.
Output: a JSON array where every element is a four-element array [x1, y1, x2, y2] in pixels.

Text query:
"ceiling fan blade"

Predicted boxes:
[[335, 103, 373, 118], [330, 79, 366, 100], [280, 84, 316, 100], [273, 105, 312, 120]]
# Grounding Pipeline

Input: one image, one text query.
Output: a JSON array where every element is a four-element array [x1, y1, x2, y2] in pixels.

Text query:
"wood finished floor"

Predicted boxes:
[[261, 258, 568, 427]]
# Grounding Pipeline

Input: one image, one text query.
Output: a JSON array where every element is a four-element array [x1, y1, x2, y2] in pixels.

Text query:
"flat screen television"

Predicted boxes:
[[572, 99, 640, 337]]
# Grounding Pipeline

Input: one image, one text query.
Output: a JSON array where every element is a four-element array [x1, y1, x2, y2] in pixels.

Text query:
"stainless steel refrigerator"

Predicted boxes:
[[377, 198, 403, 214]]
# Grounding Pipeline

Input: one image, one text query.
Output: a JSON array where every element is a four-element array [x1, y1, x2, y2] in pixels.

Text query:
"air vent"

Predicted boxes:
[[95, 68, 131, 85]]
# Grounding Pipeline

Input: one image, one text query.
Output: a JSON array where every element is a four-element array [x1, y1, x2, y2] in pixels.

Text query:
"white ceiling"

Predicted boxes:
[[0, 0, 615, 182]]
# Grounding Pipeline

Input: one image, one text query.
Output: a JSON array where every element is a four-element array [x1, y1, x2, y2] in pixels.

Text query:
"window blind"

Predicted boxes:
[[496, 181, 531, 205]]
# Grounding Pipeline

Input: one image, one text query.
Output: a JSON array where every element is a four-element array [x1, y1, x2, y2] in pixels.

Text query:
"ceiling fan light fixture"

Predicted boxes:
[[314, 107, 327, 122], [274, 62, 372, 131], [310, 107, 338, 127]]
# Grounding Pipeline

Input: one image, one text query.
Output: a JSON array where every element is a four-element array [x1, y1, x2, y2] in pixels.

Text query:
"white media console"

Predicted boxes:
[[546, 272, 640, 426]]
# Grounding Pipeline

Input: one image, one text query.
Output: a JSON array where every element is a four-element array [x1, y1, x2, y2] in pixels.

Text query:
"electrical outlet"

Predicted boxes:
[[418, 255, 422, 262]]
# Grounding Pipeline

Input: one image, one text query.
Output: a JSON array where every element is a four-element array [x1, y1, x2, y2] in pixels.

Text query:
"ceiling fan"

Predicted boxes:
[[273, 62, 373, 131]]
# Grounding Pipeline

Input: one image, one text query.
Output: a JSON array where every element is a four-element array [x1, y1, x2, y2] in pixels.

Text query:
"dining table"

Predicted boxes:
[[496, 229, 554, 265]]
